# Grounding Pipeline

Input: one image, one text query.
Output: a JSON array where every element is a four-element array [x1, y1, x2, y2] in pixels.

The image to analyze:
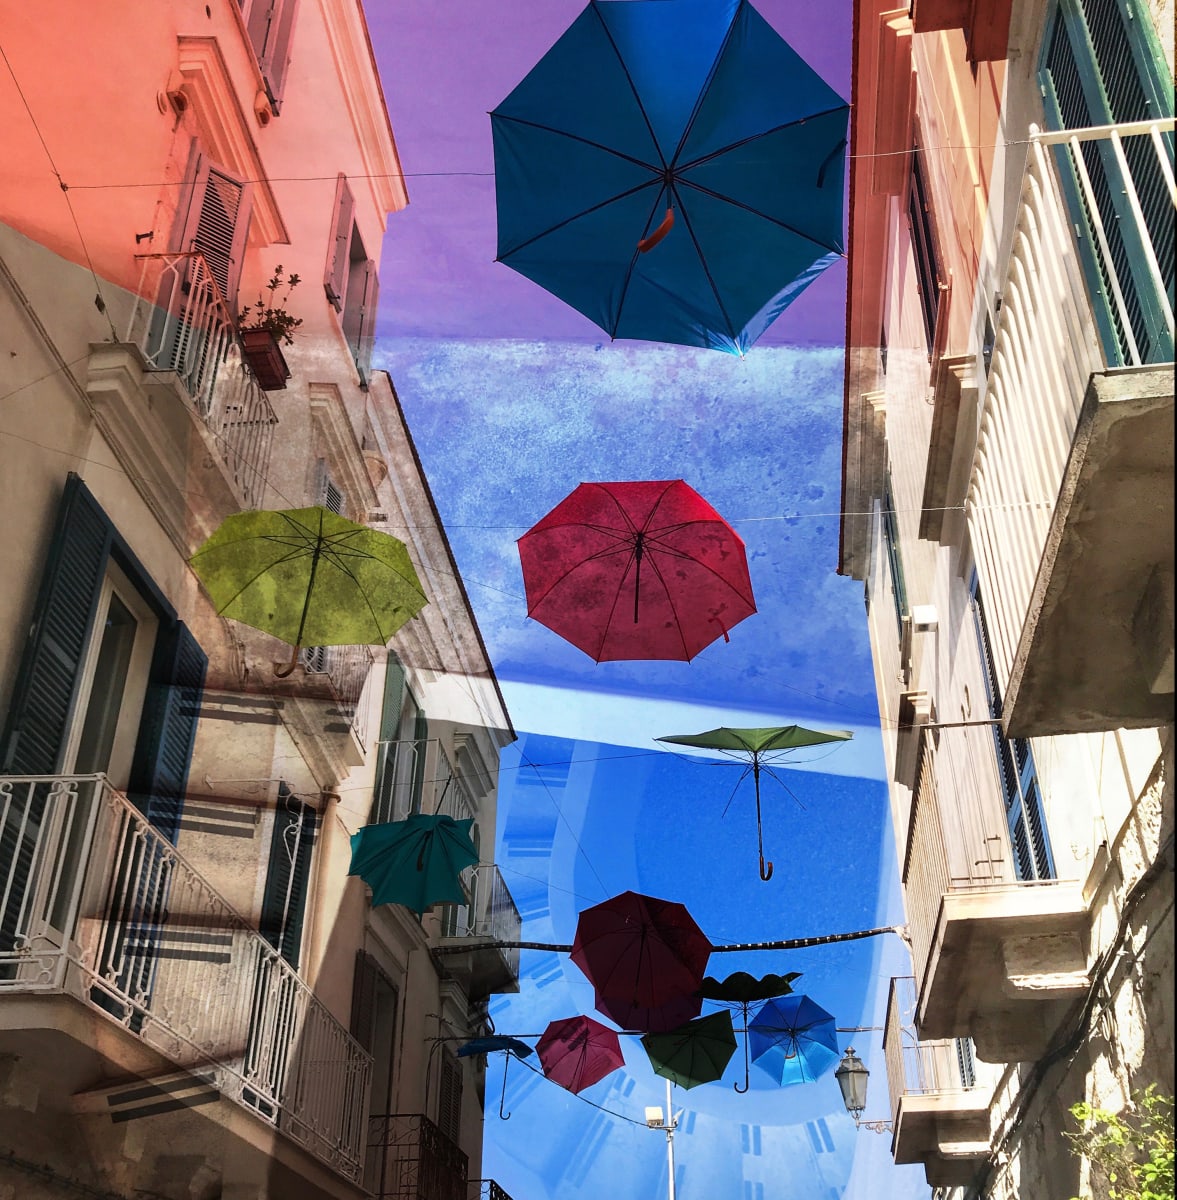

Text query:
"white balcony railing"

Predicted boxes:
[[438, 864, 521, 967], [967, 120, 1175, 695], [301, 643, 375, 746], [0, 775, 371, 1181], [127, 252, 277, 509]]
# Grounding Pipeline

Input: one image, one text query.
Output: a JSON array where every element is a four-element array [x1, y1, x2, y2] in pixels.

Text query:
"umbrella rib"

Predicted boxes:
[[317, 537, 426, 643], [666, 0, 743, 169], [612, 182, 672, 338], [667, 181, 740, 346], [677, 105, 849, 175], [205, 543, 317, 616]]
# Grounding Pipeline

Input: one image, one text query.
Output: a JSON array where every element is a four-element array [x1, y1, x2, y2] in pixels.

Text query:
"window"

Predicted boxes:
[[970, 576, 1056, 881], [351, 951, 399, 1120], [258, 786, 318, 968], [325, 175, 380, 385], [908, 147, 944, 356], [881, 476, 909, 641], [437, 1050, 463, 1145], [241, 0, 300, 112], [1039, 0, 1174, 364]]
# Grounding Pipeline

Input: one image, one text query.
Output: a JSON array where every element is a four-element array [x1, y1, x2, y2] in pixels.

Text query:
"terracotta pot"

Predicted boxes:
[[240, 327, 291, 391]]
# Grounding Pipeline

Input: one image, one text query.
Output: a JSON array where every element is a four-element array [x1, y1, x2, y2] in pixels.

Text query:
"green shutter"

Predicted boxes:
[[411, 708, 428, 815], [259, 788, 318, 968], [371, 654, 407, 822]]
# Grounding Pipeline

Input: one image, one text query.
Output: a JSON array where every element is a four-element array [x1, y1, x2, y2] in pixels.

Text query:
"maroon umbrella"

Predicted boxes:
[[571, 890, 712, 1010], [536, 1015, 624, 1095], [516, 480, 756, 662], [594, 987, 703, 1034]]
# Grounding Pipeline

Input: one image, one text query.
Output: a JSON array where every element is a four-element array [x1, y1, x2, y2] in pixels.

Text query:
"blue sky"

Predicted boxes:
[[368, 3, 931, 1196]]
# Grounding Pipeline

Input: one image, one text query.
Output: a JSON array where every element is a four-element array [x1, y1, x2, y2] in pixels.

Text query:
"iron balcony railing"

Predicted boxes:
[[470, 1182, 517, 1200], [367, 1113, 468, 1200], [966, 119, 1174, 697], [882, 976, 979, 1125], [127, 251, 277, 509], [0, 775, 371, 1181], [438, 865, 522, 967], [301, 643, 375, 746]]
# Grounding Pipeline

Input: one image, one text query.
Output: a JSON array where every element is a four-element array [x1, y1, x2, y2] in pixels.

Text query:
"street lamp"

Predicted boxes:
[[644, 1078, 680, 1200], [835, 1047, 893, 1134]]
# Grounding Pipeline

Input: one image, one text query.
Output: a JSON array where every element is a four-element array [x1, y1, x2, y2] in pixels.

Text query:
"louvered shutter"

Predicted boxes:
[[410, 709, 428, 815], [324, 175, 356, 311], [127, 622, 207, 844], [437, 1051, 463, 1145], [353, 261, 380, 386], [371, 655, 407, 822], [259, 790, 318, 968], [246, 0, 300, 112], [350, 950, 378, 1050], [175, 154, 253, 308]]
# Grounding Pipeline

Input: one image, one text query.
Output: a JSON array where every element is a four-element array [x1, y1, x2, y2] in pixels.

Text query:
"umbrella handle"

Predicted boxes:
[[754, 763, 774, 881], [499, 1051, 513, 1120], [273, 643, 301, 679], [734, 1007, 750, 1093], [638, 207, 674, 253], [759, 855, 774, 882]]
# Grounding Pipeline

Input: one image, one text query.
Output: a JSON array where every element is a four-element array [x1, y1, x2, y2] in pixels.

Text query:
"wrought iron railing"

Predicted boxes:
[[127, 251, 277, 509], [367, 1113, 468, 1200], [0, 775, 371, 1180], [301, 643, 375, 745], [966, 119, 1174, 697], [470, 1182, 516, 1200], [438, 866, 521, 970]]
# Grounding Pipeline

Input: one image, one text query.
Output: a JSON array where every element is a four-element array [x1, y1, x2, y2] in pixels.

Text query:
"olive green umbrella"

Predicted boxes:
[[641, 1010, 737, 1091], [656, 725, 853, 881], [190, 506, 427, 674]]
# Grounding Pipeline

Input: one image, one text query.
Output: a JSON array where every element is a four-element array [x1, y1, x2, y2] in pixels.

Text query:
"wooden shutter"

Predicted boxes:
[[907, 149, 943, 356], [354, 261, 380, 386], [410, 709, 428, 815], [259, 789, 318, 968], [371, 655, 407, 822], [246, 0, 300, 112], [324, 175, 356, 311], [437, 1051, 463, 1145], [127, 622, 207, 844], [174, 152, 253, 307]]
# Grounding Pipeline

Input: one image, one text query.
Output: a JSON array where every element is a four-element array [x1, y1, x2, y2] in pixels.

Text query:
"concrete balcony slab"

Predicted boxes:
[[893, 1088, 991, 1187]]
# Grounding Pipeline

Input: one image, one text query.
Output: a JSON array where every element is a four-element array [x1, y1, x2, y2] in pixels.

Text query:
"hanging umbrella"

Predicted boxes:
[[656, 724, 853, 880], [594, 987, 703, 1034], [190, 506, 428, 675], [641, 1010, 737, 1090], [457, 1036, 534, 1120], [491, 0, 849, 354], [571, 890, 712, 1010], [348, 814, 478, 915], [698, 970, 801, 1092], [537, 1016, 625, 1095], [748, 993, 840, 1087], [517, 480, 756, 662]]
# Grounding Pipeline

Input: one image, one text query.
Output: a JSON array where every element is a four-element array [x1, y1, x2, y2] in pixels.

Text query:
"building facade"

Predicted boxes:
[[840, 0, 1173, 1194], [0, 3, 519, 1197]]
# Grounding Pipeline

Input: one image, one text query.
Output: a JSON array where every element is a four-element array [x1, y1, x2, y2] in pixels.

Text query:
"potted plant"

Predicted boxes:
[[238, 265, 302, 390]]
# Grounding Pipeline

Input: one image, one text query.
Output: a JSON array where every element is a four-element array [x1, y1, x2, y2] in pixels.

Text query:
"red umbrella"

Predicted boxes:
[[571, 890, 712, 1010], [517, 480, 756, 662], [594, 987, 703, 1034], [536, 1015, 624, 1094]]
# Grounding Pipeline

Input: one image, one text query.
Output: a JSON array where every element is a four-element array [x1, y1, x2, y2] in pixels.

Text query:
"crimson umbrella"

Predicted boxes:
[[517, 480, 756, 662], [594, 987, 703, 1034], [537, 1016, 624, 1094], [571, 890, 712, 1010]]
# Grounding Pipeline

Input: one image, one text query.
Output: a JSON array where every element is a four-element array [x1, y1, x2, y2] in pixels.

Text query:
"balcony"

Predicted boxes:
[[436, 865, 522, 999], [0, 774, 371, 1191], [903, 725, 1088, 1061], [301, 644, 377, 749], [470, 1183, 518, 1200], [966, 119, 1174, 737], [883, 977, 990, 1187], [367, 1113, 467, 1200]]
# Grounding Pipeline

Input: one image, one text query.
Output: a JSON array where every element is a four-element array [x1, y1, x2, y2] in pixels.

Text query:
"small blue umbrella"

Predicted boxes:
[[458, 1036, 535, 1119], [348, 814, 478, 915], [748, 993, 840, 1087], [491, 0, 848, 353]]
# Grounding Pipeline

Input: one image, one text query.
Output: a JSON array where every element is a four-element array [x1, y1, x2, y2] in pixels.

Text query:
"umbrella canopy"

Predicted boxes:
[[571, 890, 712, 1010], [656, 724, 853, 880], [748, 993, 840, 1087], [491, 0, 848, 353], [537, 1016, 625, 1094], [594, 987, 703, 1034], [517, 480, 756, 662], [457, 1036, 534, 1120], [698, 970, 801, 1092], [641, 1010, 737, 1090], [190, 506, 428, 674], [348, 814, 478, 915]]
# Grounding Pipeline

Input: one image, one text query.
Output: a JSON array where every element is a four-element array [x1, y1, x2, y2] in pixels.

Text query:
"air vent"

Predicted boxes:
[[367, 510, 388, 525]]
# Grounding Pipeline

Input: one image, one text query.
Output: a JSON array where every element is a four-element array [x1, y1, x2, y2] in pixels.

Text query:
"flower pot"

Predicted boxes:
[[240, 327, 291, 391]]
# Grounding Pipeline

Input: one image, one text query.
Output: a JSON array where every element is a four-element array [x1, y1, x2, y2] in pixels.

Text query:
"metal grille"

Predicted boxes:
[[367, 1113, 468, 1200]]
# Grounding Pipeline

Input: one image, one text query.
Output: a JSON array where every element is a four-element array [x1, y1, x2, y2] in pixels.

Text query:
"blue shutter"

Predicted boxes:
[[259, 788, 318, 968]]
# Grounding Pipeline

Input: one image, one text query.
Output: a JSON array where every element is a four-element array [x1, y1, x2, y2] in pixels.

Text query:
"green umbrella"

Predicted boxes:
[[190, 506, 428, 675], [348, 814, 478, 915], [641, 1010, 737, 1090], [698, 971, 802, 1092], [656, 725, 853, 881]]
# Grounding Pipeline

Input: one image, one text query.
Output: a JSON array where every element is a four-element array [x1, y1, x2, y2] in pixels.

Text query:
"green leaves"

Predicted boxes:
[[1065, 1087, 1175, 1200]]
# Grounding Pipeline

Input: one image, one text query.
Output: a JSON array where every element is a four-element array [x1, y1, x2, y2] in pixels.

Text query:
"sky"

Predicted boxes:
[[366, 3, 930, 1197]]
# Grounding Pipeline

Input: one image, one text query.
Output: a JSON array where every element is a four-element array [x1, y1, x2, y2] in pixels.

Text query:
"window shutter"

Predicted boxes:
[[354, 260, 380, 386], [437, 1052, 463, 1145], [350, 949, 378, 1050], [324, 175, 356, 311], [1, 474, 112, 774], [410, 709, 428, 815], [127, 621, 207, 844], [371, 655, 407, 822], [259, 789, 318, 968], [247, 0, 300, 112], [175, 152, 252, 307]]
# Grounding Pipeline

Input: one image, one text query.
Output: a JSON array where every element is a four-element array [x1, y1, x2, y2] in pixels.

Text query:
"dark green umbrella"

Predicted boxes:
[[190, 506, 428, 675], [656, 725, 853, 881], [348, 814, 478, 915], [698, 970, 801, 1092], [641, 1010, 737, 1090]]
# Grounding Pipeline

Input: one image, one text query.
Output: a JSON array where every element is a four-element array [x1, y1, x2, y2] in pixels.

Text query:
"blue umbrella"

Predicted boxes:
[[348, 814, 478, 915], [748, 993, 840, 1086], [457, 1036, 535, 1119], [491, 0, 848, 354]]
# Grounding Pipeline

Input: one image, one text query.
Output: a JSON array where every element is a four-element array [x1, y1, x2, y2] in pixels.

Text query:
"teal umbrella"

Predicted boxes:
[[190, 506, 428, 675], [348, 814, 478, 915], [656, 725, 853, 881], [458, 1036, 534, 1120], [641, 1010, 737, 1090]]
